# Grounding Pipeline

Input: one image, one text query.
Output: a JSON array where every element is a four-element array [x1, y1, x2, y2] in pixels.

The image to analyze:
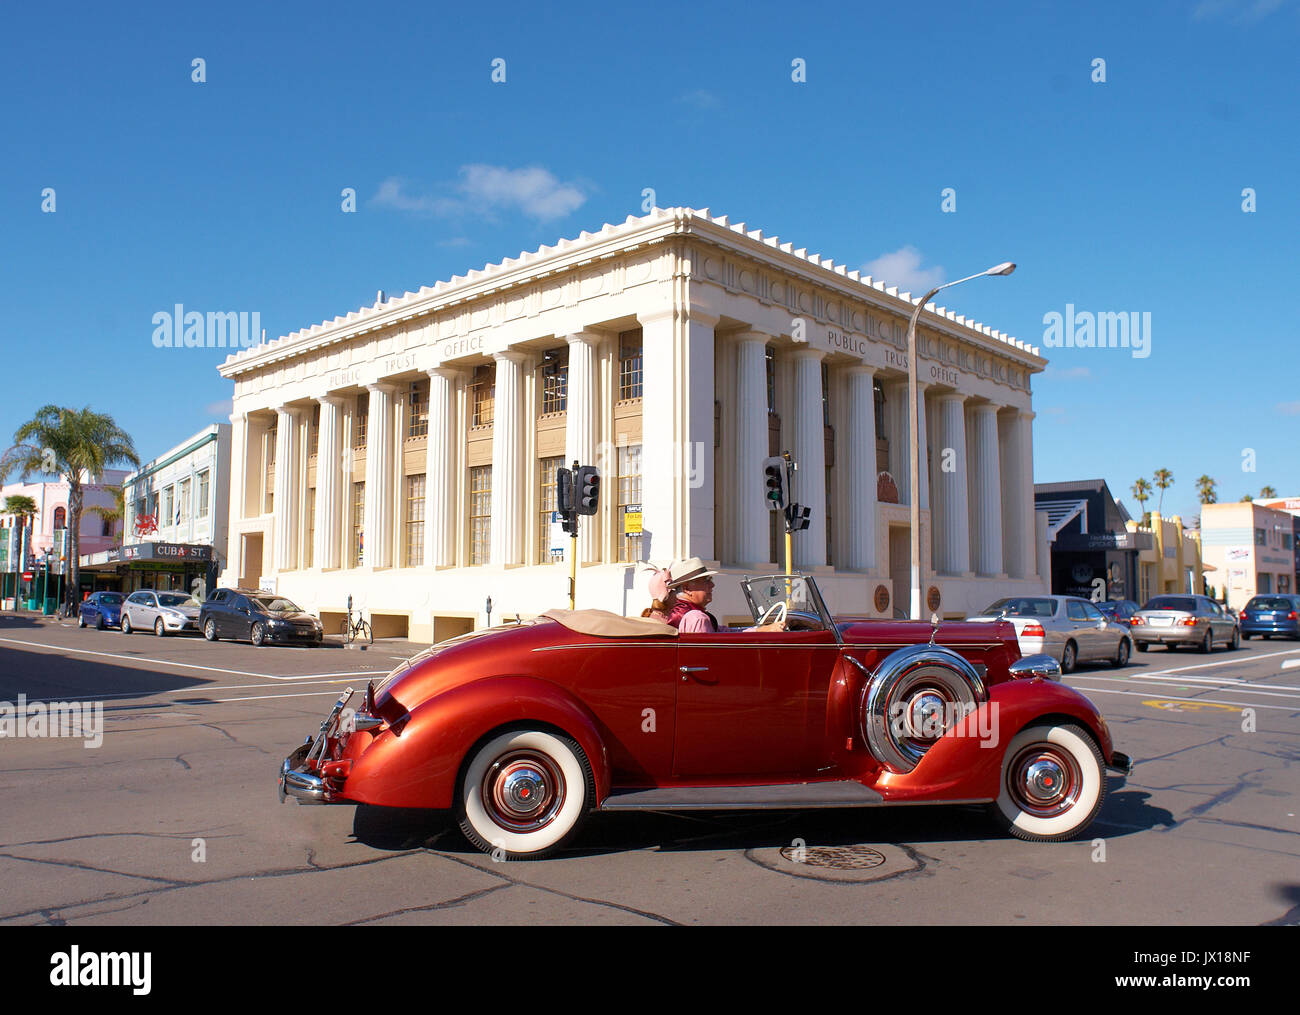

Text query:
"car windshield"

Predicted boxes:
[[254, 597, 300, 613], [740, 575, 828, 626], [99, 593, 124, 605], [980, 597, 1056, 617], [157, 593, 198, 608], [1143, 596, 1197, 612], [1246, 597, 1293, 611]]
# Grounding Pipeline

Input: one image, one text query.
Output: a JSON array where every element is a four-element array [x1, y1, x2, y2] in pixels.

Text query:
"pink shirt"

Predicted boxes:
[[676, 609, 714, 634]]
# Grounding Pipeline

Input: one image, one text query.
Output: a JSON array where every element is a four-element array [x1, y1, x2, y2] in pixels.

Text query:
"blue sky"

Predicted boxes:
[[2, 0, 1297, 521]]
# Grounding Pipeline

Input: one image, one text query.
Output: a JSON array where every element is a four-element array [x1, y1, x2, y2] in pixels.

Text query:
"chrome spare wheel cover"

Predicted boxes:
[[861, 644, 988, 774]]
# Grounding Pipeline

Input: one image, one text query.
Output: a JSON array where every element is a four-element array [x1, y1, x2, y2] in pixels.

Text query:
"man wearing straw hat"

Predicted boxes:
[[662, 557, 786, 634]]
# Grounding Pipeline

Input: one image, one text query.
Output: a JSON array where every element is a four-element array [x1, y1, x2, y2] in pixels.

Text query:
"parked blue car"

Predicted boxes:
[[78, 591, 125, 630], [1239, 595, 1300, 640]]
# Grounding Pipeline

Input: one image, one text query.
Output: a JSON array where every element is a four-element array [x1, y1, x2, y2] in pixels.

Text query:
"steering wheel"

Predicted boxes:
[[757, 601, 788, 627]]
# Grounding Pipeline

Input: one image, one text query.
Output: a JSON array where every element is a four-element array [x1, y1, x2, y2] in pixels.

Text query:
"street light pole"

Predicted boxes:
[[907, 262, 1016, 620]]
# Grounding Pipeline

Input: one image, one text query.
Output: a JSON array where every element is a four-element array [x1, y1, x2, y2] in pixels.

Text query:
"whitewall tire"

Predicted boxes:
[[991, 723, 1106, 842], [458, 729, 592, 860]]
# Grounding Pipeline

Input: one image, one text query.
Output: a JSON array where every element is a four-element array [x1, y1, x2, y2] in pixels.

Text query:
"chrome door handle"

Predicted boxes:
[[679, 665, 709, 682]]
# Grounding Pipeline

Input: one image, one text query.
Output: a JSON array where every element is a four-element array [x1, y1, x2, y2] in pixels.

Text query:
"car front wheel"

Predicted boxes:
[[990, 723, 1106, 842], [122, 614, 133, 635], [78, 614, 86, 628], [154, 618, 166, 637], [204, 618, 218, 642], [1112, 638, 1131, 668], [250, 621, 266, 647], [458, 729, 593, 860]]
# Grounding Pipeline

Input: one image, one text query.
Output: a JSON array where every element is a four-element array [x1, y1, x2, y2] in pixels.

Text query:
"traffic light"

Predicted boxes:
[[762, 456, 786, 511], [575, 466, 600, 515], [785, 503, 811, 531], [557, 467, 573, 515]]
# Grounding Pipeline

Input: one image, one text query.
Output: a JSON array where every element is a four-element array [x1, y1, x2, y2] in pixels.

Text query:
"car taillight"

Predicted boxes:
[[1289, 611, 1298, 621], [1129, 616, 1141, 625], [1022, 623, 1045, 638], [1239, 612, 1247, 621], [1180, 618, 1198, 626]]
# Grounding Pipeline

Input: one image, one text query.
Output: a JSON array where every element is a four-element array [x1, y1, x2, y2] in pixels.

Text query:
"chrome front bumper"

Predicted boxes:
[[277, 687, 355, 804]]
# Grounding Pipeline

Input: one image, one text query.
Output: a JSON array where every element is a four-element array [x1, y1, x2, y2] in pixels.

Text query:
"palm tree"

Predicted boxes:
[[1260, 485, 1277, 499], [86, 484, 127, 544], [1153, 468, 1174, 516], [1, 494, 38, 608], [1131, 478, 1152, 521], [1195, 475, 1217, 505], [1243, 494, 1254, 503], [0, 406, 139, 609]]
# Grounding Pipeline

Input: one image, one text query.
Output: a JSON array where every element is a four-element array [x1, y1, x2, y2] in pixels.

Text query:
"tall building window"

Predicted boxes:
[[351, 482, 365, 566], [821, 363, 831, 426], [619, 330, 643, 400], [197, 470, 210, 518], [617, 445, 643, 563], [408, 381, 429, 437], [309, 404, 320, 456], [305, 489, 315, 569], [470, 466, 492, 565], [765, 347, 776, 413], [163, 486, 174, 527], [472, 366, 495, 426], [179, 478, 191, 522], [53, 507, 66, 530], [265, 422, 277, 514], [874, 379, 886, 438], [539, 456, 564, 562], [354, 394, 369, 448], [405, 474, 426, 566], [541, 348, 569, 413]]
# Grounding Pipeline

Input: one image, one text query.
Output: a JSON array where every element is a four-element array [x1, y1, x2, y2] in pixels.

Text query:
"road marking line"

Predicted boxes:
[[12, 678, 359, 705], [0, 636, 384, 680], [1283, 660, 1300, 670], [1073, 675, 1300, 700], [1131, 647, 1300, 678], [1071, 685, 1300, 712]]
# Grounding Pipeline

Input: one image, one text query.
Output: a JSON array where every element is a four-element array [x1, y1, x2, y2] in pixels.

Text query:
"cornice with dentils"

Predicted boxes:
[[218, 207, 1043, 379]]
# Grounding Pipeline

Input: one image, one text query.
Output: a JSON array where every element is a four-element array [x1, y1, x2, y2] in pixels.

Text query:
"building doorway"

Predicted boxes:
[[889, 526, 910, 619], [242, 533, 263, 588]]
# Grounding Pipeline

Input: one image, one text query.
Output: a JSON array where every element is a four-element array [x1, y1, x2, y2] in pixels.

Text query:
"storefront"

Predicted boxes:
[[1036, 479, 1151, 601], [79, 542, 217, 601]]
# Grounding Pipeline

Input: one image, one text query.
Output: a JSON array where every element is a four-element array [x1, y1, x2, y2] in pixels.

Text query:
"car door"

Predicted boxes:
[[1065, 598, 1099, 661], [672, 628, 840, 779], [1081, 599, 1119, 659]]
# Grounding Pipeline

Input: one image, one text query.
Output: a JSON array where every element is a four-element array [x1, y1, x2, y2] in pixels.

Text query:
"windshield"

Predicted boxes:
[[99, 593, 124, 605], [980, 597, 1056, 618], [740, 575, 830, 627], [1143, 596, 1197, 612], [157, 593, 198, 608], [254, 597, 301, 613], [1246, 597, 1294, 611]]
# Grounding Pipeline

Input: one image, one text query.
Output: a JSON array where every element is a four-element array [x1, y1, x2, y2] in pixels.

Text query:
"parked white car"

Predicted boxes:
[[121, 590, 201, 636]]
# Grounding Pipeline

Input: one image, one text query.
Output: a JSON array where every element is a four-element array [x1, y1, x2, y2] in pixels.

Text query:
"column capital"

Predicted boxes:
[[935, 390, 966, 405], [313, 393, 347, 408], [790, 345, 826, 362], [564, 330, 604, 349], [844, 362, 877, 378], [365, 381, 402, 397], [970, 399, 1002, 415], [732, 328, 773, 346], [491, 349, 529, 367], [228, 411, 247, 425], [636, 307, 676, 328], [426, 365, 465, 383], [274, 403, 306, 419]]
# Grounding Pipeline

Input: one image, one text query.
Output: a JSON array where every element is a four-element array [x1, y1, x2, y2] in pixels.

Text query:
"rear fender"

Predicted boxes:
[[872, 680, 1115, 802], [341, 675, 610, 810]]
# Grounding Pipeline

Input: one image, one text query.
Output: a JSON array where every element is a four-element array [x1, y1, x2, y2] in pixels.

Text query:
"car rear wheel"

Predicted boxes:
[[1135, 641, 1148, 652], [457, 729, 593, 860], [204, 618, 219, 642], [1200, 630, 1212, 654], [1061, 640, 1077, 674], [1112, 638, 1131, 668], [1230, 628, 1240, 650], [990, 723, 1106, 842]]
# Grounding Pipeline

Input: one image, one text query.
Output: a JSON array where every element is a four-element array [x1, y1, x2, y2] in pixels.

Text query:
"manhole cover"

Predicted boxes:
[[779, 844, 886, 869]]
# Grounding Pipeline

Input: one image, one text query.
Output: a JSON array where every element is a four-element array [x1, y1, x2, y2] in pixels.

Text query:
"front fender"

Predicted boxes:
[[871, 679, 1116, 802], [340, 675, 611, 810]]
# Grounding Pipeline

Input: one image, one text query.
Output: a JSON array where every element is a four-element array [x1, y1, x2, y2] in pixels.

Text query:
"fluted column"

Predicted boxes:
[[1000, 408, 1036, 578], [226, 412, 247, 582], [273, 406, 302, 572], [843, 365, 878, 570], [565, 332, 600, 564], [490, 351, 526, 566], [933, 393, 971, 575], [969, 403, 1003, 576], [363, 383, 397, 569], [792, 348, 827, 568], [424, 368, 457, 567], [312, 396, 343, 570], [887, 379, 930, 509], [734, 332, 769, 565]]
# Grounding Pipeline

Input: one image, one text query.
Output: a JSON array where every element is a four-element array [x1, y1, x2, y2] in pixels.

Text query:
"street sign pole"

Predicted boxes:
[[569, 460, 579, 610]]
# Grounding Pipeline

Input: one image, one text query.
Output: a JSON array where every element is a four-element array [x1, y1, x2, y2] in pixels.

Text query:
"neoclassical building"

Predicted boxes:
[[217, 207, 1048, 641]]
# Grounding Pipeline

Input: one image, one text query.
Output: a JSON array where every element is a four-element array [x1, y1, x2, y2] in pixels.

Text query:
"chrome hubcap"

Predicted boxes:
[[1009, 746, 1081, 818], [1023, 758, 1066, 802], [483, 752, 565, 832], [905, 692, 948, 739]]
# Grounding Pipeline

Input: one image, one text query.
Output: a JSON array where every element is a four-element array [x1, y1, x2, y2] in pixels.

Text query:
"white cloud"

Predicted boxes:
[[205, 399, 233, 418], [1193, 0, 1289, 21], [861, 246, 945, 294], [372, 165, 589, 222], [1277, 401, 1300, 415]]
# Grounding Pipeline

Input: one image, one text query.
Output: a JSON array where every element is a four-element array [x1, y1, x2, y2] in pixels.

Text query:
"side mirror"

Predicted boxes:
[[1008, 654, 1062, 682]]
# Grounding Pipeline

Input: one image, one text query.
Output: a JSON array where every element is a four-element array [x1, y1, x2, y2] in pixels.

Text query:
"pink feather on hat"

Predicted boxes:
[[644, 565, 670, 602]]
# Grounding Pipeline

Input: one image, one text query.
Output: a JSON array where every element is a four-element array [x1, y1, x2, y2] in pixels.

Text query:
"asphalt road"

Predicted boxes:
[[1, 613, 1297, 926]]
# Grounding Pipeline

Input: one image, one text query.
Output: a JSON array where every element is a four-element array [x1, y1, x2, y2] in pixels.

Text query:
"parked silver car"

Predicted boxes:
[[969, 595, 1134, 673], [120, 590, 202, 636], [1131, 594, 1240, 653]]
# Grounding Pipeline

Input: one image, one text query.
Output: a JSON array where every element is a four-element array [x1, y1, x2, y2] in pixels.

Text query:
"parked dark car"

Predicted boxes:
[[200, 588, 324, 646], [1095, 599, 1140, 627], [1239, 595, 1300, 640], [78, 591, 124, 630]]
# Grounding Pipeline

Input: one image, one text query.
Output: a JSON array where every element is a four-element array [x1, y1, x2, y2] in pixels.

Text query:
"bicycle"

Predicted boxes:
[[342, 594, 373, 645]]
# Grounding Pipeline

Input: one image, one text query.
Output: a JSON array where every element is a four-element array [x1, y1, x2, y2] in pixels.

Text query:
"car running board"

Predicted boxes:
[[599, 781, 884, 811]]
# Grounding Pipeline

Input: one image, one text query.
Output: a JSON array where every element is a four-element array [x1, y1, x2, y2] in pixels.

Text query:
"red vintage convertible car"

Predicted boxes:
[[279, 575, 1131, 858]]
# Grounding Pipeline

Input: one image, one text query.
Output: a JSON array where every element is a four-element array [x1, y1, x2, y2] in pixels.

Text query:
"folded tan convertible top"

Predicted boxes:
[[541, 609, 679, 638]]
